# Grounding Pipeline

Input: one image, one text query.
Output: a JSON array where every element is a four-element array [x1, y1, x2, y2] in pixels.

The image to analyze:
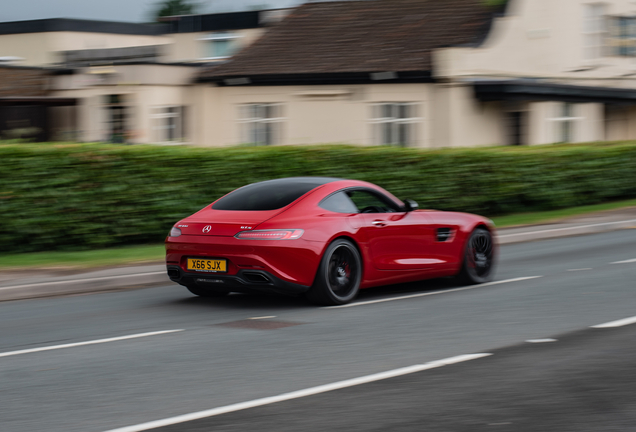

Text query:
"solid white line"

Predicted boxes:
[[611, 258, 636, 264], [0, 272, 166, 291], [102, 353, 492, 432], [0, 330, 184, 358], [327, 276, 543, 309], [498, 219, 636, 239], [592, 316, 636, 328], [526, 339, 557, 343]]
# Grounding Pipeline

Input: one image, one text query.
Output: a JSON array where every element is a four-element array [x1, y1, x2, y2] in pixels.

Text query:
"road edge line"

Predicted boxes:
[[102, 353, 492, 432]]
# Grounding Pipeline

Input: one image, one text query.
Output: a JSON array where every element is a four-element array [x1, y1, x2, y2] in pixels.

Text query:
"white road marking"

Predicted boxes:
[[567, 268, 592, 272], [611, 258, 636, 264], [526, 339, 557, 343], [0, 330, 184, 358], [0, 272, 166, 291], [592, 316, 636, 328], [498, 219, 636, 240], [327, 276, 543, 309], [248, 316, 277, 320], [102, 353, 492, 432]]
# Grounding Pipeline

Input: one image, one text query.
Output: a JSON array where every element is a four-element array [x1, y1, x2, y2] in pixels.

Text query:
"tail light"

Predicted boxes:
[[169, 227, 182, 237], [235, 229, 304, 240]]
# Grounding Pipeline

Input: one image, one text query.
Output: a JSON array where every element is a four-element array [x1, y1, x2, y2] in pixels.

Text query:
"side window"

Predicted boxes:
[[347, 190, 399, 213], [319, 192, 359, 214]]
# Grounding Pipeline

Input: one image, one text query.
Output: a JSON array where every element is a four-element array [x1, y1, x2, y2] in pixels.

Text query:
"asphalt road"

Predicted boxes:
[[1, 229, 635, 432]]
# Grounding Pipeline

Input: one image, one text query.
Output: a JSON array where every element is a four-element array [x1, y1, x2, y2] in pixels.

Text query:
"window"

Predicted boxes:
[[583, 4, 607, 60], [550, 103, 582, 143], [104, 94, 129, 143], [608, 15, 636, 57], [212, 178, 328, 211], [370, 103, 419, 147], [239, 103, 284, 146], [319, 192, 359, 214], [201, 32, 240, 59], [152, 106, 187, 143], [347, 190, 399, 213]]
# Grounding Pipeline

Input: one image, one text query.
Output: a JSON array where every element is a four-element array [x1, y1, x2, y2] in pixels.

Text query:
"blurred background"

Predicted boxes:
[[2, 2, 636, 432]]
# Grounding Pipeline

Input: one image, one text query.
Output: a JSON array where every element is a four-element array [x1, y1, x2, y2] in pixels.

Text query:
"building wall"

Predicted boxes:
[[0, 32, 172, 66], [432, 84, 505, 147], [193, 83, 433, 147], [435, 0, 636, 83], [164, 28, 265, 63]]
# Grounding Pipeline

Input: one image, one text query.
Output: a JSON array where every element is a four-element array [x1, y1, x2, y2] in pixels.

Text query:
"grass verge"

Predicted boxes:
[[1, 199, 635, 271]]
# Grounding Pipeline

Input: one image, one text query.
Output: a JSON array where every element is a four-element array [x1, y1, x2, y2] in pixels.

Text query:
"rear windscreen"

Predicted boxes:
[[212, 181, 323, 211]]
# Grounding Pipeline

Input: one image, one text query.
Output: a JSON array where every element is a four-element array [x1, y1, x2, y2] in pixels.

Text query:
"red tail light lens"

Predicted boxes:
[[235, 229, 304, 240]]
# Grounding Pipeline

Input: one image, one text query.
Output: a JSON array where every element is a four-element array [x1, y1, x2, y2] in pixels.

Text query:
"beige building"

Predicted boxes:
[[4, 0, 636, 148], [194, 0, 636, 148], [0, 11, 288, 143]]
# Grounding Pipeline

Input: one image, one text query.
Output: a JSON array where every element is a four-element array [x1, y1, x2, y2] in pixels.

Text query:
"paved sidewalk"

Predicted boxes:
[[1, 207, 635, 302]]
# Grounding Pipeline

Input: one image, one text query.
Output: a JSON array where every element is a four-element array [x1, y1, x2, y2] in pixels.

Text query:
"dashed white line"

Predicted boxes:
[[0, 330, 184, 358], [327, 276, 543, 309], [526, 339, 558, 343], [611, 258, 636, 264], [102, 353, 492, 432], [592, 315, 636, 328], [248, 316, 277, 320], [567, 268, 592, 272]]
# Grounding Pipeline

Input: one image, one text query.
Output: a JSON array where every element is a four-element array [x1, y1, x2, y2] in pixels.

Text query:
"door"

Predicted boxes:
[[346, 189, 437, 270]]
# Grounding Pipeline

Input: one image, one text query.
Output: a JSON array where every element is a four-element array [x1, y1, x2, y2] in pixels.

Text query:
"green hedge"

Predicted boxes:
[[1, 142, 636, 253]]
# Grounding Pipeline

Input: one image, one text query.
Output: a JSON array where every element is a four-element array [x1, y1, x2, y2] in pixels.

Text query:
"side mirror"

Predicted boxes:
[[403, 199, 419, 212]]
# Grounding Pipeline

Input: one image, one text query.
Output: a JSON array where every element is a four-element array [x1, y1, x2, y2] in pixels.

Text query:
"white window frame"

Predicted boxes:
[[238, 103, 285, 146], [583, 3, 608, 62], [608, 14, 636, 57], [199, 32, 241, 60], [369, 102, 421, 147], [151, 105, 186, 144], [549, 103, 583, 143]]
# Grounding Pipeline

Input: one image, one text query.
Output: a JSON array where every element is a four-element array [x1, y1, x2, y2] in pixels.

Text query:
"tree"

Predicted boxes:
[[154, 0, 199, 21]]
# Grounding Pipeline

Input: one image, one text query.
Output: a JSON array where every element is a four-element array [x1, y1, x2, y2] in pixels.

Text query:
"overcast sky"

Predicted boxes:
[[1, 0, 309, 23]]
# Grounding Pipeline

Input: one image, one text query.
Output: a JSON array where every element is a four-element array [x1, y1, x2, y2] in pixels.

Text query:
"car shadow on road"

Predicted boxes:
[[167, 278, 463, 310]]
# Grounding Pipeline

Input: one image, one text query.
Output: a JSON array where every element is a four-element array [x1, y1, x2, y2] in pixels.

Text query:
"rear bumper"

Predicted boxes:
[[167, 265, 310, 295]]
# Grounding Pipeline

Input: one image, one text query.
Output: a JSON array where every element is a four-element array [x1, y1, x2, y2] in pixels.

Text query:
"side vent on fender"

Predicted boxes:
[[436, 228, 455, 242]]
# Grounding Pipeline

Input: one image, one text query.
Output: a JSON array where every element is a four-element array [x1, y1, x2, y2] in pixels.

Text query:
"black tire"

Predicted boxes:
[[306, 239, 362, 306], [185, 285, 230, 298], [456, 227, 495, 285]]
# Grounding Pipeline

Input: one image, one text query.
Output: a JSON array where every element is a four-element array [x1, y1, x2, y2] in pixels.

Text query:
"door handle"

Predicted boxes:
[[372, 220, 387, 227]]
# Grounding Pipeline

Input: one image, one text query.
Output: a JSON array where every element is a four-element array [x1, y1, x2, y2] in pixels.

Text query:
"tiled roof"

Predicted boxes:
[[199, 0, 502, 80]]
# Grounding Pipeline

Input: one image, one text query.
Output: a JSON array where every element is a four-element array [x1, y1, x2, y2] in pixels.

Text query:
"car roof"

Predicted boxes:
[[249, 177, 344, 187]]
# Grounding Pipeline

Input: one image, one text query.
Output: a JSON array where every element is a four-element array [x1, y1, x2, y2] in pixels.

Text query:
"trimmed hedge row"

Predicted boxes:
[[1, 142, 636, 253]]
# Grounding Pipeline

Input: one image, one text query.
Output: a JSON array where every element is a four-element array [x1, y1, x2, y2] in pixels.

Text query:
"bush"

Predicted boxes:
[[1, 142, 636, 253]]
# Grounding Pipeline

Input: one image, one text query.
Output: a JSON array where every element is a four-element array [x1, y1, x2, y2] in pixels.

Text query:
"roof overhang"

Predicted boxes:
[[0, 97, 78, 106], [199, 71, 434, 86], [474, 80, 636, 104]]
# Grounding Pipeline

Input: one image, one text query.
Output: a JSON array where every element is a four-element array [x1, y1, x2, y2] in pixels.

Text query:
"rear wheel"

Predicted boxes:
[[306, 239, 362, 306], [456, 227, 495, 284], [185, 285, 230, 298]]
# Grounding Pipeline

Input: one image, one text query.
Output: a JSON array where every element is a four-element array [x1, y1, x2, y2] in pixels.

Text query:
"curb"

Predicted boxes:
[[0, 271, 170, 302], [498, 218, 636, 245], [1, 218, 635, 302]]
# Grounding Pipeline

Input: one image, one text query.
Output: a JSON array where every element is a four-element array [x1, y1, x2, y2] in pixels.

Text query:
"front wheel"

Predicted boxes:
[[306, 239, 362, 306], [456, 227, 495, 285], [186, 285, 230, 298]]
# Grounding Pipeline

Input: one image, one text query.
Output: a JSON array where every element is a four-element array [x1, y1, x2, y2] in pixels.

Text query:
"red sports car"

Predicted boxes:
[[165, 177, 496, 305]]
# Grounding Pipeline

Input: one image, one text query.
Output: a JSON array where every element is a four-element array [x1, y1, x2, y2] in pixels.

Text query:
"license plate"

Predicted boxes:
[[187, 258, 227, 273]]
